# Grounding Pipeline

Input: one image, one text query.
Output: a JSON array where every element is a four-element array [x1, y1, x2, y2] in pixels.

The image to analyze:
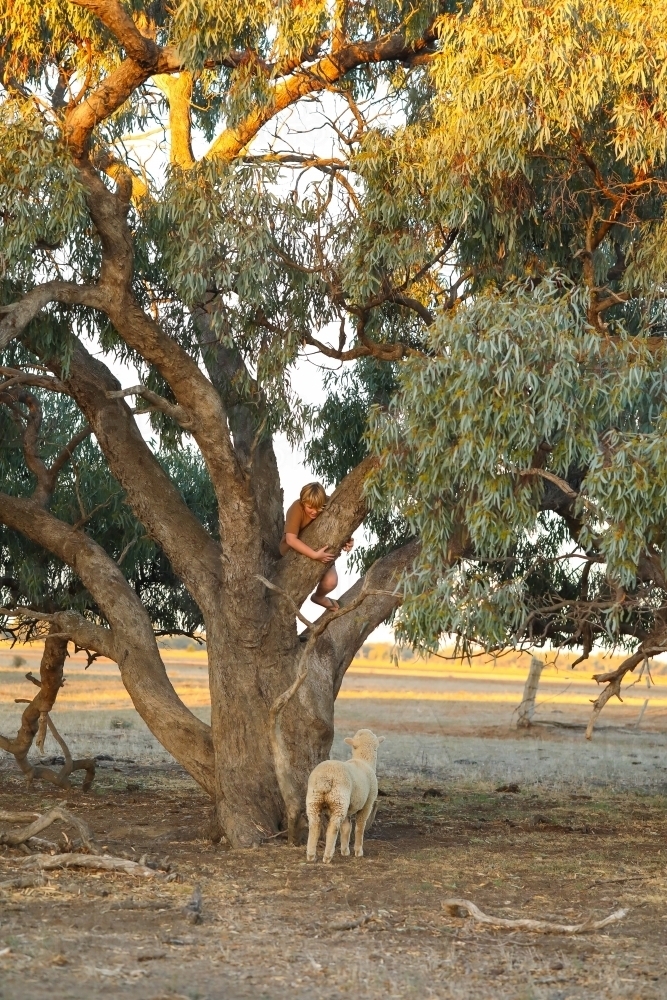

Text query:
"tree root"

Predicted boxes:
[[0, 806, 96, 850], [442, 898, 628, 933], [0, 874, 46, 890]]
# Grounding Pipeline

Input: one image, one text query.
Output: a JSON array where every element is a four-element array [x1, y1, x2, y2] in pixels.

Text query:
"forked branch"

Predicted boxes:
[[586, 645, 664, 740], [0, 806, 96, 850]]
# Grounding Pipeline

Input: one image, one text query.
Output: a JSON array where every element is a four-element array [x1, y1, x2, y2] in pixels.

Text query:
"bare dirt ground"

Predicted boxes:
[[2, 644, 667, 999]]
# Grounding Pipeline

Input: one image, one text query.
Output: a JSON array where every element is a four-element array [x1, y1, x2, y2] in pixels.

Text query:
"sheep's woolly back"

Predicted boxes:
[[306, 728, 385, 862]]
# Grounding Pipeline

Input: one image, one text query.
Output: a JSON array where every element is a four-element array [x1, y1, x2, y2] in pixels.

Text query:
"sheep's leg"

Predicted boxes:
[[353, 799, 375, 858], [306, 808, 321, 862], [340, 816, 352, 856], [323, 814, 343, 864]]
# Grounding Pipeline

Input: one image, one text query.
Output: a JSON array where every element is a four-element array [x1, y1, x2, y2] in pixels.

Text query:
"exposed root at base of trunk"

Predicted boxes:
[[443, 898, 628, 933]]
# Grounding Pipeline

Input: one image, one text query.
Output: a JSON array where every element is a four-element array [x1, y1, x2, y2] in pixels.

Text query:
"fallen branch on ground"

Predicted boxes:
[[442, 898, 628, 933], [0, 806, 96, 850], [20, 853, 165, 877], [0, 874, 46, 890], [331, 912, 376, 931]]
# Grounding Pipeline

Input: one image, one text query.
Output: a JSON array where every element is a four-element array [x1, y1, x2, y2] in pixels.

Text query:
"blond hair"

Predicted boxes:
[[300, 482, 327, 510]]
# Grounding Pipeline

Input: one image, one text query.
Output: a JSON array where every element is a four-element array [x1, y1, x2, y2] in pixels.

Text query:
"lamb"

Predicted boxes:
[[306, 728, 385, 863]]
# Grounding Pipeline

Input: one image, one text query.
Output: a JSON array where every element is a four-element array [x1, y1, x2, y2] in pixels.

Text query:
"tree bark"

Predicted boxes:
[[0, 630, 68, 763], [208, 539, 417, 846], [0, 492, 215, 794]]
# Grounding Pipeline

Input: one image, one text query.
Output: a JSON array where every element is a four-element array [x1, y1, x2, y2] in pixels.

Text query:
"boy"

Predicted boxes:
[[280, 482, 353, 610]]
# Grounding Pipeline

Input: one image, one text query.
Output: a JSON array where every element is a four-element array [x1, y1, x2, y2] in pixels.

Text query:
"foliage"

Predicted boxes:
[[3, 0, 667, 668], [0, 378, 216, 635]]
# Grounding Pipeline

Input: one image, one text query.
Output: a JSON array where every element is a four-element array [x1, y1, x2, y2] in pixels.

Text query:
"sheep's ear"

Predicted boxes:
[[377, 736, 386, 744], [344, 737, 354, 746]]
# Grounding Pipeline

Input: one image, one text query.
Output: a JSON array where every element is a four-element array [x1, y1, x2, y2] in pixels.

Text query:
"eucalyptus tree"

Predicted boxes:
[[0, 0, 448, 845], [1, 0, 667, 844]]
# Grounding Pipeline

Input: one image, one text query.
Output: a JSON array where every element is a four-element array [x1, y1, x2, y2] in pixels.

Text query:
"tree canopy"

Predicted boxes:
[[2, 0, 667, 836]]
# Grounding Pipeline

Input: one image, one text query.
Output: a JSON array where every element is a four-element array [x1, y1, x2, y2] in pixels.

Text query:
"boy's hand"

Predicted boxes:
[[342, 538, 354, 552], [314, 546, 335, 564]]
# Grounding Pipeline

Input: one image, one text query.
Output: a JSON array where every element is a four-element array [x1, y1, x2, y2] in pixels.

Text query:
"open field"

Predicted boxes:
[[2, 642, 667, 998]]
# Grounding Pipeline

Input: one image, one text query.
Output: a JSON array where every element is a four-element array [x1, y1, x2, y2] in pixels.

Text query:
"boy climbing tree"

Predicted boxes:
[[280, 483, 354, 610]]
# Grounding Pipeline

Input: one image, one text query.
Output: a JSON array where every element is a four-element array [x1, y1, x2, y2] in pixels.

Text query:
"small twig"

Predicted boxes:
[[442, 898, 628, 934], [106, 385, 194, 429], [587, 874, 647, 889], [256, 575, 314, 629]]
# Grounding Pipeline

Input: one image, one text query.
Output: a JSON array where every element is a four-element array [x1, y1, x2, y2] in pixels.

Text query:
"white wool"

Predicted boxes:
[[305, 728, 385, 864]]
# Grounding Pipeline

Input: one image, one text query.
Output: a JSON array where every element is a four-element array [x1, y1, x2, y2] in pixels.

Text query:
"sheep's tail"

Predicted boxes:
[[307, 773, 336, 814]]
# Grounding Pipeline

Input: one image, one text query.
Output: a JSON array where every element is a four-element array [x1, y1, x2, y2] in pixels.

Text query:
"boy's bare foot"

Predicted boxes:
[[311, 594, 340, 610]]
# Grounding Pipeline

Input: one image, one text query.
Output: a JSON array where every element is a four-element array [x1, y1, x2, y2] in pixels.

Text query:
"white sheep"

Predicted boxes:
[[306, 728, 385, 863]]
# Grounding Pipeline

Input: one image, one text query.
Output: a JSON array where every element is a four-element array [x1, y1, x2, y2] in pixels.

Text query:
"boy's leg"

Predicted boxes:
[[311, 563, 339, 609]]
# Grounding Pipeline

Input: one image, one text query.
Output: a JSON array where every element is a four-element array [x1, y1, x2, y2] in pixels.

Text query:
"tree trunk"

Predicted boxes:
[[207, 541, 418, 848]]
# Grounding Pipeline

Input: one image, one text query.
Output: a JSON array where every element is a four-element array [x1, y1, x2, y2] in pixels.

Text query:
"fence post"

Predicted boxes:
[[516, 656, 544, 728]]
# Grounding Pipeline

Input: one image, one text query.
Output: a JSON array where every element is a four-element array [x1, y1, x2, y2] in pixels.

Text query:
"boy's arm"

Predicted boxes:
[[283, 501, 334, 563], [284, 533, 335, 563]]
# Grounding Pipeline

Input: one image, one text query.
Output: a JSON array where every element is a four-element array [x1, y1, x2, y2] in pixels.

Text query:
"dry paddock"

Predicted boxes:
[[2, 645, 667, 999]]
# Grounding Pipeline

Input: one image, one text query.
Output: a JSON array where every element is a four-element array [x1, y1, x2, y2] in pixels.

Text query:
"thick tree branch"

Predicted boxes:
[[0, 367, 68, 394], [194, 305, 285, 561], [153, 71, 195, 169], [0, 491, 215, 793], [206, 24, 438, 161], [72, 0, 159, 65], [63, 2, 182, 157], [272, 456, 377, 606], [0, 282, 105, 353], [73, 161, 254, 553], [41, 335, 223, 616], [313, 539, 419, 695]]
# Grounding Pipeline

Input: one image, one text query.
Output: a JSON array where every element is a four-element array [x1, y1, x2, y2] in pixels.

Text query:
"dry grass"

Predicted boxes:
[[2, 640, 667, 997]]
